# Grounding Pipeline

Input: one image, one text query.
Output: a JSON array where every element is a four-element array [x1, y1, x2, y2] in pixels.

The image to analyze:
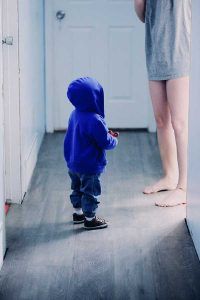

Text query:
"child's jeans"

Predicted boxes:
[[68, 171, 101, 218]]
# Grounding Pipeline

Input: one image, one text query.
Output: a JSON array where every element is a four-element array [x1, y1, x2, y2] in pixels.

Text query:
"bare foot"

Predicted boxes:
[[155, 188, 186, 207], [143, 177, 177, 194]]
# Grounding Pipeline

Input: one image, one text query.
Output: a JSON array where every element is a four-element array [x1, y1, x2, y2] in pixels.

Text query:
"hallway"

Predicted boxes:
[[0, 132, 200, 300]]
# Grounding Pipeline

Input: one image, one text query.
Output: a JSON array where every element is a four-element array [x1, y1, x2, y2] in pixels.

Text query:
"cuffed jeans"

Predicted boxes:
[[68, 171, 101, 218]]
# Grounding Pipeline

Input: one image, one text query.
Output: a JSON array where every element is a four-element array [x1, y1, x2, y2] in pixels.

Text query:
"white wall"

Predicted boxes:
[[18, 0, 46, 195], [187, 0, 200, 259], [0, 1, 6, 269]]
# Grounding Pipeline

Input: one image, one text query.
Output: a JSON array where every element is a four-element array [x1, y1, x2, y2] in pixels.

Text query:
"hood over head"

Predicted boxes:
[[67, 77, 105, 118]]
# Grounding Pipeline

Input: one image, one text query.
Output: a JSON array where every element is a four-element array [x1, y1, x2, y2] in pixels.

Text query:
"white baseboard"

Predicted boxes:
[[21, 132, 44, 201]]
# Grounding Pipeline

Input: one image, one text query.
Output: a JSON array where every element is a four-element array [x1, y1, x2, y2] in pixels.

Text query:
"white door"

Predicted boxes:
[[0, 0, 6, 268], [45, 0, 149, 130], [2, 0, 22, 204]]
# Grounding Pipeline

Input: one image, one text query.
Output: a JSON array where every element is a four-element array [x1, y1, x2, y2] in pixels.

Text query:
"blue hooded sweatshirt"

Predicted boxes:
[[64, 77, 118, 175]]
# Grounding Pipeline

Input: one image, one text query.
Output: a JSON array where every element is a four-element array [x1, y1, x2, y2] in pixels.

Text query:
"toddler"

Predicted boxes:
[[64, 77, 118, 230]]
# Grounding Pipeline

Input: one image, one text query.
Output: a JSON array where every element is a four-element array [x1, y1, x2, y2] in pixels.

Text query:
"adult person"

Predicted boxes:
[[134, 0, 192, 206]]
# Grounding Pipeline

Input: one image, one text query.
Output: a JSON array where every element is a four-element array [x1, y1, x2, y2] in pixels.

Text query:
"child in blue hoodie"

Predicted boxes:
[[64, 77, 118, 230]]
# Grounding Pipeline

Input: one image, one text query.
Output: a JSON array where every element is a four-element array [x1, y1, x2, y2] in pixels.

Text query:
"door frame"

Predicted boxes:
[[45, 0, 54, 133], [0, 0, 6, 268], [2, 0, 22, 204], [44, 0, 156, 133]]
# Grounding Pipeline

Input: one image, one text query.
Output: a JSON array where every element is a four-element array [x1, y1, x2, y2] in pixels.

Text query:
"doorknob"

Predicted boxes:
[[56, 10, 66, 21], [2, 36, 13, 45]]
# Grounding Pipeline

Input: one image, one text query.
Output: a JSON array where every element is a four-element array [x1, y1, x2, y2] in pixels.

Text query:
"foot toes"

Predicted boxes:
[[155, 203, 163, 207], [143, 187, 152, 194], [143, 186, 156, 194]]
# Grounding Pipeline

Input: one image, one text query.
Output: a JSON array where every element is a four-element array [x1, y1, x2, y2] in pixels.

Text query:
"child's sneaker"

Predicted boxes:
[[73, 213, 85, 224], [84, 216, 108, 230]]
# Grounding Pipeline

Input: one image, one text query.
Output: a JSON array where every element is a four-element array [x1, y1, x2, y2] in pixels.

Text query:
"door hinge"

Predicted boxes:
[[2, 36, 13, 46]]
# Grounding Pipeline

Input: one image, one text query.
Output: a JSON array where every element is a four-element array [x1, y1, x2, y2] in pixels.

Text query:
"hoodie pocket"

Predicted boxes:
[[97, 149, 106, 165]]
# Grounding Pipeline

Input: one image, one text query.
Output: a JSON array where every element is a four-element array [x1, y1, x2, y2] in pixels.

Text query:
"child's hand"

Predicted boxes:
[[108, 130, 119, 138]]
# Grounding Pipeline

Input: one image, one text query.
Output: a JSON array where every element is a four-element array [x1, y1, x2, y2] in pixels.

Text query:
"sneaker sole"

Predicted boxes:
[[73, 220, 85, 224], [84, 223, 108, 230]]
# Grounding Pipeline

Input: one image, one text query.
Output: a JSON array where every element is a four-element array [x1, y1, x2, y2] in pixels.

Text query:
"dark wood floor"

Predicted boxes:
[[0, 132, 200, 300]]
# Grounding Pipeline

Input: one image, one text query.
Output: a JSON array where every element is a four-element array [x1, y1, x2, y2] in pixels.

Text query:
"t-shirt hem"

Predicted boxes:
[[148, 73, 190, 81]]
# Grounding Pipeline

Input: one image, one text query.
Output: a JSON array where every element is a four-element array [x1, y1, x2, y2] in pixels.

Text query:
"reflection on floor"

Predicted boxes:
[[0, 132, 200, 300]]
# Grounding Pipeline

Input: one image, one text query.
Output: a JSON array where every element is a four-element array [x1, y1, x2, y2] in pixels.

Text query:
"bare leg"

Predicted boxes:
[[143, 81, 178, 194], [155, 77, 189, 207]]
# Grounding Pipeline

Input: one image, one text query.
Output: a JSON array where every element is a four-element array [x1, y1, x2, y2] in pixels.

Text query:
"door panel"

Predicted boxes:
[[47, 0, 149, 129]]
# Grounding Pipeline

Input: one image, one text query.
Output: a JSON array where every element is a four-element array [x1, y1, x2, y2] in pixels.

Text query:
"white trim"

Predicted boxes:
[[0, 0, 6, 268], [2, 0, 22, 203], [45, 0, 54, 133], [21, 132, 44, 198]]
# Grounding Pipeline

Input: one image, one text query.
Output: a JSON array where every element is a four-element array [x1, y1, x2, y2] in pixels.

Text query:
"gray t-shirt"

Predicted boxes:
[[145, 0, 192, 80]]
